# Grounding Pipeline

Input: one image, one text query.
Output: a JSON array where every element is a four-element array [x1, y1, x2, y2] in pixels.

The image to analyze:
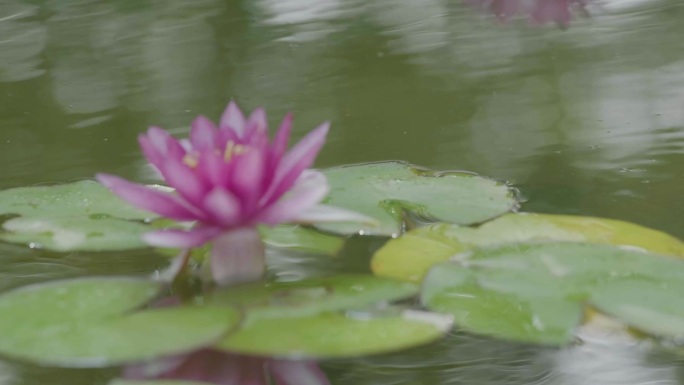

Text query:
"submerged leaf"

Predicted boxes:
[[373, 213, 684, 282], [0, 278, 238, 367], [317, 162, 517, 237]]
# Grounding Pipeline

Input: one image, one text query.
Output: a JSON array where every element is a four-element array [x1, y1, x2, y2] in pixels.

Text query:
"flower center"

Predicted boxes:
[[181, 141, 248, 169], [223, 141, 248, 161]]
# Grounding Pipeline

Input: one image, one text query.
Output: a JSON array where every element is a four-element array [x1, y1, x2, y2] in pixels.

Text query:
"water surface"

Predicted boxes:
[[1, 1, 684, 384]]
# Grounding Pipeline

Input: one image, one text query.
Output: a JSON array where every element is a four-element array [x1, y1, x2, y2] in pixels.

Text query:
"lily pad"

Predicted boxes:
[[0, 181, 157, 251], [0, 278, 239, 367], [1, 216, 150, 252], [422, 242, 684, 344], [590, 279, 684, 338], [208, 274, 420, 319], [373, 213, 684, 282], [0, 180, 154, 220], [317, 162, 517, 237], [0, 181, 347, 254], [216, 310, 453, 358], [209, 275, 449, 357]]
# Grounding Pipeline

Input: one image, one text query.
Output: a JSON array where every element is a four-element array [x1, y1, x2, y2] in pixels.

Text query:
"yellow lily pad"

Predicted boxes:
[[372, 213, 684, 282]]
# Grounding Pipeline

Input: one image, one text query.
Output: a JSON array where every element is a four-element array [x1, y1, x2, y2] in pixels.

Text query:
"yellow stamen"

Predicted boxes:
[[224, 141, 248, 161], [183, 153, 199, 168]]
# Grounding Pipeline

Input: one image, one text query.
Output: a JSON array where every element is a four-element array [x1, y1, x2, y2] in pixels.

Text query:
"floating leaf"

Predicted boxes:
[[0, 181, 154, 220], [0, 181, 346, 254], [0, 181, 156, 251], [208, 274, 419, 319], [208, 275, 449, 357], [0, 278, 238, 367], [217, 310, 452, 358], [1, 216, 149, 252], [317, 162, 517, 237], [590, 279, 684, 338], [373, 213, 684, 282], [422, 242, 684, 344], [421, 261, 581, 345]]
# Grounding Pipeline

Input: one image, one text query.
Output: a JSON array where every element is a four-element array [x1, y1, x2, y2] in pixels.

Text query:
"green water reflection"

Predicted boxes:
[[1, 0, 684, 384]]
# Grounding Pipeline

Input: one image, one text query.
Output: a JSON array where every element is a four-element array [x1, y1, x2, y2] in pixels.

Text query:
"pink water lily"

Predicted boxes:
[[124, 349, 330, 385], [97, 101, 367, 285], [466, 0, 589, 26]]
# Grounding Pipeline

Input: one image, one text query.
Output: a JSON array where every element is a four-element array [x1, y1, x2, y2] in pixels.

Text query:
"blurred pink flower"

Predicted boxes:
[[125, 349, 330, 385], [466, 0, 589, 26], [97, 101, 367, 285]]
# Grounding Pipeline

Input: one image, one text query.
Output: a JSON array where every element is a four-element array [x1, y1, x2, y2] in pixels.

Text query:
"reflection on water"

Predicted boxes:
[[2, 0, 684, 384], [330, 329, 682, 385]]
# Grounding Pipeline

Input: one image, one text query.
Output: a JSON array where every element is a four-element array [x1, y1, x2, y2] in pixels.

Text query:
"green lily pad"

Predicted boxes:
[[1, 216, 150, 252], [209, 275, 448, 357], [208, 274, 419, 319], [0, 278, 239, 367], [422, 242, 684, 344], [216, 309, 452, 358], [373, 213, 684, 282], [0, 181, 157, 251], [590, 279, 684, 338], [421, 261, 582, 345], [0, 180, 154, 220], [0, 181, 347, 254], [317, 162, 517, 237]]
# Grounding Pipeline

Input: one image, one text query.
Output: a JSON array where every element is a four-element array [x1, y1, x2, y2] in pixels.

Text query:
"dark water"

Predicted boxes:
[[2, 0, 684, 384]]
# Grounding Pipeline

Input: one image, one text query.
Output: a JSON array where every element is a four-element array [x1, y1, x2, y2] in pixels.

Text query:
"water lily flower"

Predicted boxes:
[[466, 0, 589, 26], [97, 101, 368, 285], [124, 349, 330, 385]]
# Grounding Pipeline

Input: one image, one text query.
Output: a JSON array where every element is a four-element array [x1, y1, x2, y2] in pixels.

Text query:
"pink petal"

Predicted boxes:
[[231, 148, 267, 209], [245, 107, 268, 142], [96, 173, 202, 221], [203, 188, 242, 227], [256, 170, 329, 225], [190, 115, 218, 150], [262, 122, 329, 204], [492, 0, 520, 20], [293, 204, 376, 224], [271, 113, 293, 163], [270, 360, 331, 385], [139, 126, 186, 165], [142, 227, 222, 248], [138, 129, 186, 170], [220, 101, 246, 137], [531, 0, 571, 25], [210, 228, 265, 286], [197, 151, 230, 187], [160, 159, 208, 205]]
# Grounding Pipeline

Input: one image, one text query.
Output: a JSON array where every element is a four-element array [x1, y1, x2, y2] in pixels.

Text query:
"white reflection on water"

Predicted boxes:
[[331, 329, 682, 385], [545, 328, 678, 385]]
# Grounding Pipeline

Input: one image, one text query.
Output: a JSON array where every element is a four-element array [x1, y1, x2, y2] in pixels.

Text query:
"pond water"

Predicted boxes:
[[1, 0, 684, 384]]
